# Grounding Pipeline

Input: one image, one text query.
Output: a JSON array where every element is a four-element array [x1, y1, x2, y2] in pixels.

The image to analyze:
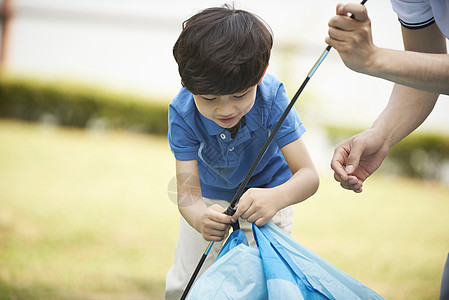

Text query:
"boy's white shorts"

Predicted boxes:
[[164, 197, 294, 300]]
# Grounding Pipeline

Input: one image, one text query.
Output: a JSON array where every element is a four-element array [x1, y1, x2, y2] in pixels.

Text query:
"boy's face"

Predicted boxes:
[[193, 85, 257, 129]]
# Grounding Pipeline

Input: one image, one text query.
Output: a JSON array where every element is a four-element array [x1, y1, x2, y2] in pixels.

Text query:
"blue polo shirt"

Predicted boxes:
[[168, 74, 306, 201]]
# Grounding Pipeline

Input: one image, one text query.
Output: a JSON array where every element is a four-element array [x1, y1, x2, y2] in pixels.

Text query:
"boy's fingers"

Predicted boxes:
[[208, 227, 228, 236], [245, 211, 261, 224], [231, 199, 250, 220], [226, 205, 239, 223], [204, 229, 228, 242], [213, 212, 233, 224], [208, 204, 233, 224], [241, 205, 257, 220], [254, 217, 269, 227], [207, 220, 228, 231]]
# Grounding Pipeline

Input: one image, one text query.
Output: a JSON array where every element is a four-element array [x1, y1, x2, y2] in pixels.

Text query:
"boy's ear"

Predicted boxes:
[[257, 63, 269, 85]]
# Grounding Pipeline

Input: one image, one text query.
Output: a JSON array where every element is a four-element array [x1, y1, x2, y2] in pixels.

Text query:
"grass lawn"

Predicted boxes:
[[0, 120, 448, 299]]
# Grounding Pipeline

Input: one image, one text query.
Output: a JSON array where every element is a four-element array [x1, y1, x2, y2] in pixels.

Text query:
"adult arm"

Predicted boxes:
[[326, 3, 449, 94], [331, 84, 437, 192], [329, 4, 444, 192]]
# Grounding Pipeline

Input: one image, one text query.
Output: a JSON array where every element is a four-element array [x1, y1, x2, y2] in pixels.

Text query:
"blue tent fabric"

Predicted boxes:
[[215, 228, 248, 262], [187, 222, 386, 300]]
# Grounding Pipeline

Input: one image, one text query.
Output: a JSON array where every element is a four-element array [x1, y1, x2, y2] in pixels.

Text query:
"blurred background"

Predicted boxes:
[[0, 0, 448, 299]]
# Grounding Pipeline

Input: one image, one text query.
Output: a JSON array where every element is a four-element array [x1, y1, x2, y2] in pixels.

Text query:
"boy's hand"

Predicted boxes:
[[232, 188, 278, 227], [198, 204, 233, 242]]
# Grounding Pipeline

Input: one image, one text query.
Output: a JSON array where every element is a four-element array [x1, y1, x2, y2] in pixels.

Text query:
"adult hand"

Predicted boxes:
[[198, 204, 233, 241], [325, 3, 377, 74], [330, 129, 390, 192]]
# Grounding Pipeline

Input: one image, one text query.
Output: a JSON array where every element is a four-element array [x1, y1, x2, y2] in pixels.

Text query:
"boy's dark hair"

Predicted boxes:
[[173, 5, 273, 95]]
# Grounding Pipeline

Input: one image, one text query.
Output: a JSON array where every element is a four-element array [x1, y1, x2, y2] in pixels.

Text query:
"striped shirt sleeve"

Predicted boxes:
[[390, 0, 435, 29]]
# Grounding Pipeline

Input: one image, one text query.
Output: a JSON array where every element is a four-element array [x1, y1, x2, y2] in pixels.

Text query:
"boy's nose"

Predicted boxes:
[[217, 98, 235, 115]]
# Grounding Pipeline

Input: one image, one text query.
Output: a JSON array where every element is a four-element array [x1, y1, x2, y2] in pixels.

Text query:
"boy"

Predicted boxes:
[[166, 5, 319, 299]]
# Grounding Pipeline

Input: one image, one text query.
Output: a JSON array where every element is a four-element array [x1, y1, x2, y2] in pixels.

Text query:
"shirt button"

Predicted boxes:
[[220, 133, 226, 139], [229, 147, 234, 152]]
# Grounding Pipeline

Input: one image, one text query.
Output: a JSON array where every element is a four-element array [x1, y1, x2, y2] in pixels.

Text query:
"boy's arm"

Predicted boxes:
[[233, 138, 319, 226], [175, 159, 233, 241], [276, 137, 320, 207]]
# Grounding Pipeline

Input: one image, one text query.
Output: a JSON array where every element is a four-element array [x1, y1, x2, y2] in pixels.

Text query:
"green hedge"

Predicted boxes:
[[387, 133, 449, 179], [2, 78, 448, 180], [325, 125, 449, 180], [0, 78, 169, 135]]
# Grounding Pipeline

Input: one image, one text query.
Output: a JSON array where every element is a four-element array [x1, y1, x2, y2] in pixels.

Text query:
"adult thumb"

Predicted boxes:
[[345, 142, 365, 175]]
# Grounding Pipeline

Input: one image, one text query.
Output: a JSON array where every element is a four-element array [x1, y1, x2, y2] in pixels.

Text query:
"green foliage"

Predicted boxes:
[[388, 133, 449, 179], [324, 125, 449, 180], [0, 78, 169, 135], [323, 125, 362, 145]]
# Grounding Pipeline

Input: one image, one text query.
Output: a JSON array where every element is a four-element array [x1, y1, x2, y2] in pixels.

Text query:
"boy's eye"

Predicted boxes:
[[233, 92, 248, 99], [201, 96, 217, 101]]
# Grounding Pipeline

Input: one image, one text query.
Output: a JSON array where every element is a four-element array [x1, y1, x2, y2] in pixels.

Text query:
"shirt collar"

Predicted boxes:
[[245, 96, 264, 132], [200, 113, 224, 136]]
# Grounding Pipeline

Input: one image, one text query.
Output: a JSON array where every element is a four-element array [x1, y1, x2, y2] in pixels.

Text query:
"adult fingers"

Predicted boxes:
[[332, 146, 365, 192], [327, 3, 369, 38], [339, 175, 363, 190], [331, 145, 350, 181], [340, 181, 363, 193], [344, 140, 367, 175], [333, 171, 344, 185], [336, 3, 369, 22], [327, 26, 348, 43], [334, 165, 363, 188]]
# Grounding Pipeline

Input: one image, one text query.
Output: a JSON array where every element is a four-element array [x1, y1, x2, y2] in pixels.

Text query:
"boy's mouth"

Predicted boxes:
[[217, 116, 237, 125]]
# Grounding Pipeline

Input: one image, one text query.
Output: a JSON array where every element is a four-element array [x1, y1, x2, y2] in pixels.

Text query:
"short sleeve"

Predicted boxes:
[[268, 83, 306, 148], [168, 105, 199, 161], [390, 0, 435, 29]]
